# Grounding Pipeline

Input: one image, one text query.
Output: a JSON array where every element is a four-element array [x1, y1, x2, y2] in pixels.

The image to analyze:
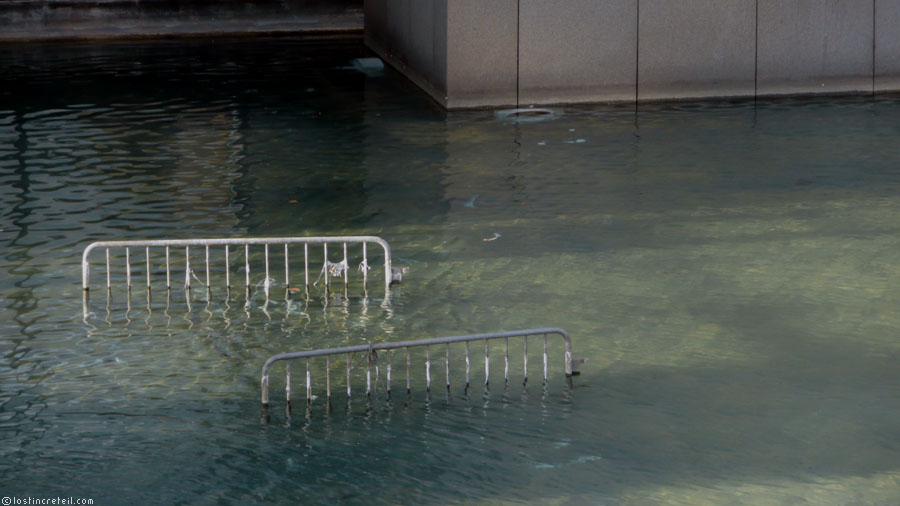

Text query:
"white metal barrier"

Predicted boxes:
[[260, 328, 586, 409], [81, 236, 392, 314]]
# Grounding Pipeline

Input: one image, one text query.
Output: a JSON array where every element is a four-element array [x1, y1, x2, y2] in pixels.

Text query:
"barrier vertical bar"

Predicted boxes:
[[524, 336, 529, 383], [225, 245, 230, 289], [426, 346, 431, 392], [244, 244, 250, 291], [366, 350, 372, 396], [205, 246, 210, 294], [264, 244, 270, 298], [485, 340, 490, 386], [285, 362, 291, 404], [386, 350, 392, 396], [504, 337, 509, 383], [343, 242, 348, 286], [325, 356, 331, 404], [362, 242, 368, 286], [346, 353, 352, 398], [261, 372, 269, 407], [306, 359, 311, 405], [543, 334, 548, 383], [284, 244, 289, 288], [125, 247, 131, 289], [323, 243, 329, 287], [465, 341, 470, 387], [165, 246, 170, 290]]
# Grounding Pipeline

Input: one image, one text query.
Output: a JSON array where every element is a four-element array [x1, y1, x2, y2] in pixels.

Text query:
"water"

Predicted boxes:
[[2, 37, 900, 505]]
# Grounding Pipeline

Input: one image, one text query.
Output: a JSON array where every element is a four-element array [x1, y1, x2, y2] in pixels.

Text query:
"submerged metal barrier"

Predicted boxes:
[[81, 236, 392, 298], [260, 328, 586, 408]]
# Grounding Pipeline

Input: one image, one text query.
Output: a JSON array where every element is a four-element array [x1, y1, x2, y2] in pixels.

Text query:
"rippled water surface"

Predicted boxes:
[[2, 37, 900, 505]]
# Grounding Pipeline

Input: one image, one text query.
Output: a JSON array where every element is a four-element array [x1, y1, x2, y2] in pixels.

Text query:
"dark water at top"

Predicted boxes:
[[1, 37, 900, 505]]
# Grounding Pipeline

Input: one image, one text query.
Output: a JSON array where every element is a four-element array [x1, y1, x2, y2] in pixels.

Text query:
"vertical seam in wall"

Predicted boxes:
[[407, 1, 411, 71], [754, 0, 759, 100], [433, 0, 440, 93], [872, 0, 876, 95], [441, 0, 449, 102], [635, 0, 640, 106], [516, 0, 520, 107]]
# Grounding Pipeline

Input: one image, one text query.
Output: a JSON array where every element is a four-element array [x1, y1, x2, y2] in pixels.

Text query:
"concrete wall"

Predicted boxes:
[[876, 0, 900, 92], [445, 1, 518, 108], [520, 0, 636, 104], [365, 0, 900, 109], [638, 0, 756, 101], [366, 0, 519, 108], [757, 0, 873, 95], [365, 0, 448, 105]]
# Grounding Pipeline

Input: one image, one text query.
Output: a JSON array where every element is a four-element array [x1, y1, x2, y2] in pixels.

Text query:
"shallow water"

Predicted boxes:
[[1, 37, 900, 505]]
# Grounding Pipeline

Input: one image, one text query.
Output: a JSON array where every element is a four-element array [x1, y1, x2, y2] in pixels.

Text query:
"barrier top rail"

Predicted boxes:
[[260, 328, 586, 407], [81, 235, 393, 293]]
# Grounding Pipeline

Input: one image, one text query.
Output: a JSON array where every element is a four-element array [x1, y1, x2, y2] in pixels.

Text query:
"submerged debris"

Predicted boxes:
[[350, 57, 384, 77], [313, 259, 350, 286], [390, 265, 409, 285]]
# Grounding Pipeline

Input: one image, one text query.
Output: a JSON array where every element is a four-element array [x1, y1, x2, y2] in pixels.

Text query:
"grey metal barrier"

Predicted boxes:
[[260, 328, 586, 408], [81, 236, 392, 299]]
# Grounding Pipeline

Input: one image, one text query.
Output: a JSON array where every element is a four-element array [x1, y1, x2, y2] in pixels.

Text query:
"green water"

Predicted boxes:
[[1, 37, 900, 505]]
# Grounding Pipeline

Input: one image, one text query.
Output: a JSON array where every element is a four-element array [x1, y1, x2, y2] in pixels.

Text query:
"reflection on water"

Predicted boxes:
[[1, 37, 900, 504]]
